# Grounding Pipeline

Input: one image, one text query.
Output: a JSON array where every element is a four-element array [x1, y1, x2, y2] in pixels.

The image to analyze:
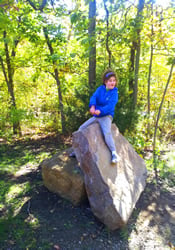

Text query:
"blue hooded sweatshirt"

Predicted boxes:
[[89, 85, 118, 118]]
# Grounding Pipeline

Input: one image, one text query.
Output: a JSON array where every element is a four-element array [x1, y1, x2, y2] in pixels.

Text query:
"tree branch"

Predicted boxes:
[[26, 0, 38, 10], [39, 0, 47, 11], [0, 56, 9, 85], [26, 0, 47, 11], [3, 31, 13, 84], [11, 15, 21, 58]]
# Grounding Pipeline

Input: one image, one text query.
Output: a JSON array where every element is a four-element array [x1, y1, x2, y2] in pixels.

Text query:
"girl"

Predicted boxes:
[[71, 70, 120, 164]]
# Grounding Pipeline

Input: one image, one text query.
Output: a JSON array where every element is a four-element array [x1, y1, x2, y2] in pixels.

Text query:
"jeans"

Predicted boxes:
[[79, 115, 116, 153]]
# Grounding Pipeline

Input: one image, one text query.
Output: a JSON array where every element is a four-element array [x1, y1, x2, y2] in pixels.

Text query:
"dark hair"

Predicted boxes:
[[102, 70, 118, 85]]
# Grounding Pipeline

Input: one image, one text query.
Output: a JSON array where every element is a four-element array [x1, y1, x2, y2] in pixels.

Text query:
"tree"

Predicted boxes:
[[127, 0, 145, 108], [88, 0, 96, 88], [0, 6, 22, 135], [103, 0, 112, 68], [153, 59, 175, 179], [147, 0, 154, 136], [133, 0, 145, 107], [26, 0, 66, 133]]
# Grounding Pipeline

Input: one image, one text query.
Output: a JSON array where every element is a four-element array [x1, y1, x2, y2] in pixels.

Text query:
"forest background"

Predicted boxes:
[[0, 0, 175, 171], [0, 0, 175, 248]]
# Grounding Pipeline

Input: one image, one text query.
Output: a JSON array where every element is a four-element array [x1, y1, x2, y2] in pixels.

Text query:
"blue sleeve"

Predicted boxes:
[[89, 86, 101, 107], [99, 90, 118, 116]]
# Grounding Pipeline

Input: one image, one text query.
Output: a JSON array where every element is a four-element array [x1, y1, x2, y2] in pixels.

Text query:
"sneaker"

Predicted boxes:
[[111, 153, 120, 164], [69, 151, 76, 158]]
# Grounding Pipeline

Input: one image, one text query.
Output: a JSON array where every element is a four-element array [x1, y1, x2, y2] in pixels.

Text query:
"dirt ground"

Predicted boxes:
[[0, 134, 175, 250]]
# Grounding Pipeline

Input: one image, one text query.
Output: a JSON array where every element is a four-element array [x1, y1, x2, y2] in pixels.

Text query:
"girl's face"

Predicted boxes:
[[105, 76, 116, 90]]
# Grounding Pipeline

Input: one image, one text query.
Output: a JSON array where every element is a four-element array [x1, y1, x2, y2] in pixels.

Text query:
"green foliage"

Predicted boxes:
[[0, 104, 9, 132], [64, 84, 91, 132], [0, 176, 36, 245], [114, 100, 140, 134], [9, 107, 27, 125], [0, 0, 174, 151], [119, 226, 129, 241], [113, 73, 140, 133], [0, 215, 39, 248], [153, 151, 175, 187]]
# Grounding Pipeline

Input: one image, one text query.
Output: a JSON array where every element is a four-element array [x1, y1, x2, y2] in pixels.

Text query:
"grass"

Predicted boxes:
[[0, 145, 52, 175], [0, 136, 57, 249], [0, 174, 39, 247], [145, 150, 175, 187]]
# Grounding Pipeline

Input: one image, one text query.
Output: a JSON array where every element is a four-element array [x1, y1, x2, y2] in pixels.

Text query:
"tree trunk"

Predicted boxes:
[[147, 44, 153, 134], [147, 2, 154, 136], [88, 0, 96, 88], [1, 31, 21, 135], [133, 0, 145, 107], [43, 27, 66, 133], [103, 0, 111, 68], [129, 42, 136, 96], [133, 36, 141, 107], [147, 47, 153, 116], [153, 61, 174, 180]]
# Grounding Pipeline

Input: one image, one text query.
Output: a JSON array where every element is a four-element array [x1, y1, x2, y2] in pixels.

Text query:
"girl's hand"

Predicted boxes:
[[94, 110, 101, 115], [90, 106, 95, 115]]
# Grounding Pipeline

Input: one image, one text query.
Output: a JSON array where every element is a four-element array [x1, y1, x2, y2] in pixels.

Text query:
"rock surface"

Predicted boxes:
[[41, 148, 87, 205], [72, 123, 147, 230]]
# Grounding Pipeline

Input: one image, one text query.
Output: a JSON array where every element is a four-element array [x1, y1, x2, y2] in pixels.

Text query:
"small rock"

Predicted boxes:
[[41, 148, 87, 205]]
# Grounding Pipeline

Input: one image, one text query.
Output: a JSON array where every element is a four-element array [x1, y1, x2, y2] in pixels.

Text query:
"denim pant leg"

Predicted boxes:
[[98, 116, 116, 153], [78, 116, 97, 131]]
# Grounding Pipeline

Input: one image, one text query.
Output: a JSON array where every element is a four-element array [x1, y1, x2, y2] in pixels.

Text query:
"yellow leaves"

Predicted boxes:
[[165, 72, 175, 101], [169, 72, 175, 88]]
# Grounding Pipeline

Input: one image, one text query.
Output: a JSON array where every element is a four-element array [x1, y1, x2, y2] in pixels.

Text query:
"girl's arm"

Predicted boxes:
[[89, 86, 101, 108]]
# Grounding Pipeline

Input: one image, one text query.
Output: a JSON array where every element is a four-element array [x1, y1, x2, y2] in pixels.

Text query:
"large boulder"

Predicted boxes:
[[41, 148, 87, 206], [72, 123, 147, 230]]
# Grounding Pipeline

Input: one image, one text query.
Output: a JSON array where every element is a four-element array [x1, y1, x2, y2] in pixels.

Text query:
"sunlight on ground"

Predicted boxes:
[[25, 214, 40, 229], [15, 164, 38, 177], [4, 182, 31, 217]]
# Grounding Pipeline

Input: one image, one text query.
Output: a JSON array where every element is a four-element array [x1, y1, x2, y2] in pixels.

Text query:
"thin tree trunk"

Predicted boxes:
[[153, 62, 174, 180], [147, 45, 153, 117], [134, 37, 141, 106], [129, 43, 136, 95], [43, 27, 66, 133], [88, 0, 96, 88], [147, 44, 153, 135], [27, 0, 66, 133], [103, 0, 111, 68], [2, 31, 21, 135], [133, 0, 145, 107], [4, 31, 15, 106], [147, 1, 154, 137]]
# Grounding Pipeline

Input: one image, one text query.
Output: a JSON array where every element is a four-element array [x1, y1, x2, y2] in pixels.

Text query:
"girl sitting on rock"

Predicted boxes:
[[71, 69, 120, 164]]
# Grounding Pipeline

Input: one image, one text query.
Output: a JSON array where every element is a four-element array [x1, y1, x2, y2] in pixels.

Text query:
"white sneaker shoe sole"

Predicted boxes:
[[111, 155, 120, 164]]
